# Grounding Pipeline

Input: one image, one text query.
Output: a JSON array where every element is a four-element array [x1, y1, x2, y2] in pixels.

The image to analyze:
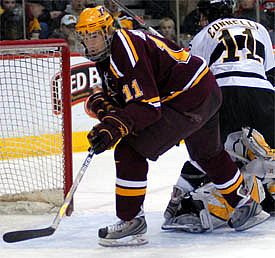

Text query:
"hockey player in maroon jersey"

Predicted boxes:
[[75, 5, 269, 247]]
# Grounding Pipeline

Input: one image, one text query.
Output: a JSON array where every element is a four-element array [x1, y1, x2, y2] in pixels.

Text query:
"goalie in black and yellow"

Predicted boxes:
[[162, 127, 275, 233], [163, 0, 274, 233], [76, 5, 270, 247]]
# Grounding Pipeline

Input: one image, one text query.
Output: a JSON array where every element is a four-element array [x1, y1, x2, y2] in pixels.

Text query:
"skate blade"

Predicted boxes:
[[98, 234, 148, 247], [161, 222, 205, 233], [234, 210, 270, 231]]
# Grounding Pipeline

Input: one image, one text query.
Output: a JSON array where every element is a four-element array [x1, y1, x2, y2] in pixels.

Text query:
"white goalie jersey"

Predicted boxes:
[[190, 18, 275, 91]]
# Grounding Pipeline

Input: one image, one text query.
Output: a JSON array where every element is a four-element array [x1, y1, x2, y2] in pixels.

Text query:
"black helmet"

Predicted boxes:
[[197, 0, 235, 23]]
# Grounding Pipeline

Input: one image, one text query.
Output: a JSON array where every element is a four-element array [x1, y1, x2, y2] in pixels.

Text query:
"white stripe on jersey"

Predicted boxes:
[[184, 57, 207, 90], [214, 169, 241, 190], [216, 76, 275, 91], [110, 56, 124, 77], [117, 30, 137, 67], [116, 178, 147, 188]]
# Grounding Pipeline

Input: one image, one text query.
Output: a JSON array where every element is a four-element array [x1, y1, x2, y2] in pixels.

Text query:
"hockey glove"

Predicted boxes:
[[88, 122, 122, 154], [88, 111, 133, 154], [85, 92, 116, 121]]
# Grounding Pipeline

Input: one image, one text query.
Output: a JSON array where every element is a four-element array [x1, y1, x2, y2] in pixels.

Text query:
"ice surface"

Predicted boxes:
[[1, 146, 274, 258]]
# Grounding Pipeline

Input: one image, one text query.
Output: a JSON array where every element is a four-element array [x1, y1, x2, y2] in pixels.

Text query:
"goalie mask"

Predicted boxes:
[[197, 0, 235, 24], [76, 6, 114, 62]]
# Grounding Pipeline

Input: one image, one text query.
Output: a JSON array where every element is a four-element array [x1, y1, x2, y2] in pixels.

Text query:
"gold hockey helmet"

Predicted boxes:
[[76, 6, 114, 35], [76, 6, 114, 61]]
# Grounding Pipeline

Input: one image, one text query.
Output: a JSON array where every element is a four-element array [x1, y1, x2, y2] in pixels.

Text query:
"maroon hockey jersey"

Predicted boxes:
[[96, 29, 214, 133]]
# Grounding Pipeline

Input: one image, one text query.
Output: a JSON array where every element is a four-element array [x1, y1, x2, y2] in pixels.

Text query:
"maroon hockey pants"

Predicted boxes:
[[114, 86, 240, 221]]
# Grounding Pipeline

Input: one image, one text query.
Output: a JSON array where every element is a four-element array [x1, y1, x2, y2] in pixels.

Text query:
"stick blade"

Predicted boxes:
[[3, 227, 55, 243]]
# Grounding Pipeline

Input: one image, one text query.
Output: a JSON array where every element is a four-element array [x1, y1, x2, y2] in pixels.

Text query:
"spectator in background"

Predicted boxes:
[[181, 9, 201, 36], [50, 14, 84, 54], [27, 0, 69, 39], [144, 0, 174, 20], [38, 0, 67, 38], [85, 0, 97, 8], [104, 0, 137, 29], [180, 8, 201, 48], [64, 0, 87, 18], [1, 0, 16, 12], [0, 0, 24, 40], [235, 0, 274, 31], [158, 17, 176, 43], [179, 6, 201, 48], [26, 0, 45, 39], [259, 0, 274, 44]]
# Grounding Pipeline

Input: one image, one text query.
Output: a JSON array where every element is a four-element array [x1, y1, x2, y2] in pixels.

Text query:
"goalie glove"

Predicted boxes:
[[241, 127, 275, 161], [225, 127, 275, 163], [225, 129, 275, 179], [241, 127, 275, 179]]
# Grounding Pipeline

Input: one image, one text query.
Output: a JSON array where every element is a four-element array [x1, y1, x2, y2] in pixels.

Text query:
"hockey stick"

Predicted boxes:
[[3, 148, 95, 243], [111, 0, 163, 37]]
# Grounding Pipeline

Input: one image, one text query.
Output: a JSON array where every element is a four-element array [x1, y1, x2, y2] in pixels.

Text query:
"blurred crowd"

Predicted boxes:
[[0, 0, 274, 53], [178, 0, 275, 46]]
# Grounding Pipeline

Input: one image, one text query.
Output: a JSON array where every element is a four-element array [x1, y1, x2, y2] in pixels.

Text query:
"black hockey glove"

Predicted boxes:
[[86, 92, 117, 121], [87, 111, 134, 154], [88, 122, 122, 154]]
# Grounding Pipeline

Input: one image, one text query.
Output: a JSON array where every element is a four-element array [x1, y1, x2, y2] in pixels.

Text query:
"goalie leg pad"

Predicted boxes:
[[162, 162, 212, 232], [162, 194, 212, 233], [162, 183, 237, 233], [162, 184, 231, 233], [163, 213, 207, 233]]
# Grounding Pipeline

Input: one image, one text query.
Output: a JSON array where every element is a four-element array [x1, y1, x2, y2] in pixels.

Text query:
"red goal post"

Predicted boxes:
[[0, 39, 73, 215]]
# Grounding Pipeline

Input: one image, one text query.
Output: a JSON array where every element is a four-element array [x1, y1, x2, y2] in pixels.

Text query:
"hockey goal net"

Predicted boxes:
[[0, 39, 72, 215]]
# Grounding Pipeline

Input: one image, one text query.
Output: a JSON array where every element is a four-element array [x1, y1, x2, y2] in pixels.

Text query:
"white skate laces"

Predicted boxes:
[[107, 220, 131, 233], [98, 216, 148, 247]]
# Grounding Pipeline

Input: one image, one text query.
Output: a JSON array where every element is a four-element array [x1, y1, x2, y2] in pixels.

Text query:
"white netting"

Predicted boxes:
[[0, 45, 68, 214]]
